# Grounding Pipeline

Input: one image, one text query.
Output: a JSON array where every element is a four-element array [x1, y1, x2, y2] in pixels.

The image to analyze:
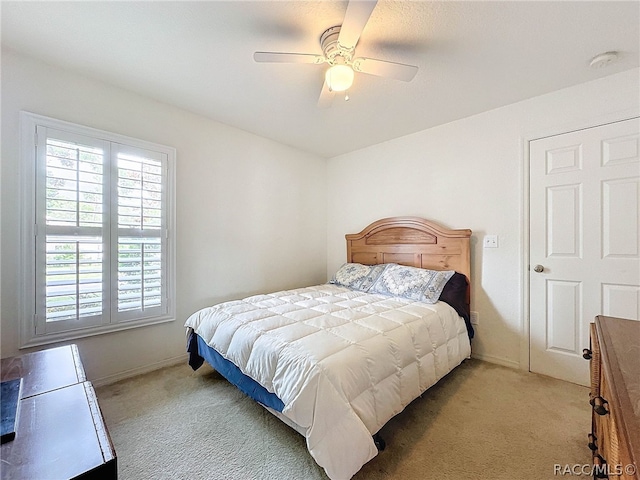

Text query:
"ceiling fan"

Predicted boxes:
[[253, 0, 418, 107]]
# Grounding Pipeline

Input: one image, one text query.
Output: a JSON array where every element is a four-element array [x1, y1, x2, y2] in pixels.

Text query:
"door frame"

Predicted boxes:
[[520, 107, 639, 374]]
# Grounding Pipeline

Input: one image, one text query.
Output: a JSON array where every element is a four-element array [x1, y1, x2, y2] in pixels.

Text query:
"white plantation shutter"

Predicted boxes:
[[26, 114, 175, 343], [35, 128, 109, 334], [44, 236, 104, 321], [112, 144, 168, 321]]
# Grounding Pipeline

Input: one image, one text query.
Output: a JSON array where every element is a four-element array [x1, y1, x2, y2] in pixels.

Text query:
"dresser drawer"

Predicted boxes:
[[594, 374, 622, 467]]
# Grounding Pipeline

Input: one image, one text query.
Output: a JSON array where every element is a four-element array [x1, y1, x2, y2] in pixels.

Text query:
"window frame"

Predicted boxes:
[[20, 112, 176, 348]]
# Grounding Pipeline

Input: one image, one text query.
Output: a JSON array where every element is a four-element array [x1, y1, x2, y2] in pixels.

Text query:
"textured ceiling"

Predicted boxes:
[[2, 1, 639, 158]]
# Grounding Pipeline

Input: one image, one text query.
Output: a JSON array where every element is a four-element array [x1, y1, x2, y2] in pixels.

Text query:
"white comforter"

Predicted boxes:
[[185, 284, 471, 480]]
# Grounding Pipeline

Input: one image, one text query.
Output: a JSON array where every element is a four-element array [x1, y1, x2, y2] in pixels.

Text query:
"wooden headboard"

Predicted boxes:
[[346, 216, 472, 303]]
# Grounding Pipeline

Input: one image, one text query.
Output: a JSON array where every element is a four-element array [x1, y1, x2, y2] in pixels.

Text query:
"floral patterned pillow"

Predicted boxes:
[[330, 263, 388, 291], [369, 264, 454, 303]]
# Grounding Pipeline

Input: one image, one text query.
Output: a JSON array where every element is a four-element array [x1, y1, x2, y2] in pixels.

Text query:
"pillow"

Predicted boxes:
[[330, 263, 373, 290], [369, 264, 454, 303], [330, 263, 388, 292], [358, 264, 388, 292], [439, 272, 474, 339]]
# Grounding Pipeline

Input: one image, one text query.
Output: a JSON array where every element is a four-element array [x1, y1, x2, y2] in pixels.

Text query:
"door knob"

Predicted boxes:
[[533, 265, 544, 273]]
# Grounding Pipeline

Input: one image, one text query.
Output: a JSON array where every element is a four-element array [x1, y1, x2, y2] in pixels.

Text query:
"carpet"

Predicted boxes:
[[96, 358, 591, 479]]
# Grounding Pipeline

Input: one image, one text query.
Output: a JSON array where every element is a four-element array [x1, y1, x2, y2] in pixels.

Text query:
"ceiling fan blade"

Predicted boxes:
[[253, 52, 325, 64], [317, 81, 335, 108], [337, 0, 378, 50], [352, 57, 418, 82]]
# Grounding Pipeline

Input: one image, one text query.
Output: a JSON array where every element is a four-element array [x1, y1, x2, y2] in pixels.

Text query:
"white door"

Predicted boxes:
[[530, 117, 640, 386]]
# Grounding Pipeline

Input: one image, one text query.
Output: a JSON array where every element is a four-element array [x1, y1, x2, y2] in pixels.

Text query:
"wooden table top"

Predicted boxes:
[[1, 344, 86, 399], [1, 345, 116, 480]]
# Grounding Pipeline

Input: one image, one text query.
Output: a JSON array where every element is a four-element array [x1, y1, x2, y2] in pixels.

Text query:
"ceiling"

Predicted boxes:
[[2, 1, 639, 158]]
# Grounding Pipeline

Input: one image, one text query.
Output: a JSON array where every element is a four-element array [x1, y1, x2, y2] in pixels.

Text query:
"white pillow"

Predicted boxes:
[[330, 263, 387, 291], [369, 264, 454, 303]]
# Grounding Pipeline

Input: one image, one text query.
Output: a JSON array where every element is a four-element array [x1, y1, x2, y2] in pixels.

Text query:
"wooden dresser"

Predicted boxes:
[[0, 345, 117, 479], [586, 316, 639, 479]]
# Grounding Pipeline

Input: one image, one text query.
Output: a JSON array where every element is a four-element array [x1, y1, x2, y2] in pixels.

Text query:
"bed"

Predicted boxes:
[[185, 217, 473, 480]]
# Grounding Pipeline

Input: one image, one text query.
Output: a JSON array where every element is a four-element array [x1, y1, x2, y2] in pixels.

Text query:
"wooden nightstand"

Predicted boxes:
[[0, 345, 116, 479]]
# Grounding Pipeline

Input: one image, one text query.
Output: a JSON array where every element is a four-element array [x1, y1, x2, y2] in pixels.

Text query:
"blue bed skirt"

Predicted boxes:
[[188, 331, 285, 413]]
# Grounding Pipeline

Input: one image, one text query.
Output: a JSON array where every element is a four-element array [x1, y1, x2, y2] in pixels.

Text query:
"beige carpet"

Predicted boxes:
[[96, 359, 591, 480]]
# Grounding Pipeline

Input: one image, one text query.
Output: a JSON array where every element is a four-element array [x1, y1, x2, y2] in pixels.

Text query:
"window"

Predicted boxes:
[[20, 112, 176, 346]]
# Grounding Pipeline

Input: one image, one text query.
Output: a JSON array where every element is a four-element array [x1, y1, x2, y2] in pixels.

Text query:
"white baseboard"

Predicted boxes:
[[92, 353, 188, 387], [471, 352, 521, 370]]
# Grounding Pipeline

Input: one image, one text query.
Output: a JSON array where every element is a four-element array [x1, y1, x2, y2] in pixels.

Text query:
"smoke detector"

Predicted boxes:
[[589, 51, 619, 69]]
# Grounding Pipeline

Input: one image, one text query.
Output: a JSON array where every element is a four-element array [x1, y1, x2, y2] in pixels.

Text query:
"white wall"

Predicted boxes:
[[327, 68, 640, 368], [1, 49, 327, 383]]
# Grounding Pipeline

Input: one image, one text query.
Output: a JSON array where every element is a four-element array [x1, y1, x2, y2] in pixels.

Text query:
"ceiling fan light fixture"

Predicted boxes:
[[325, 64, 354, 92]]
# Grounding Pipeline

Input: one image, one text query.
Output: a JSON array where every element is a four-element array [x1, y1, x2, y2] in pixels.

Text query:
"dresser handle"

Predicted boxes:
[[582, 348, 592, 360], [592, 396, 609, 416], [587, 433, 597, 451], [593, 454, 608, 479]]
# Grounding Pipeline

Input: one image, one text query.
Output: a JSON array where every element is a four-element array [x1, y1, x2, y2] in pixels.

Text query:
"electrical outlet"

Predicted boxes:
[[483, 235, 498, 248], [470, 311, 479, 325]]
